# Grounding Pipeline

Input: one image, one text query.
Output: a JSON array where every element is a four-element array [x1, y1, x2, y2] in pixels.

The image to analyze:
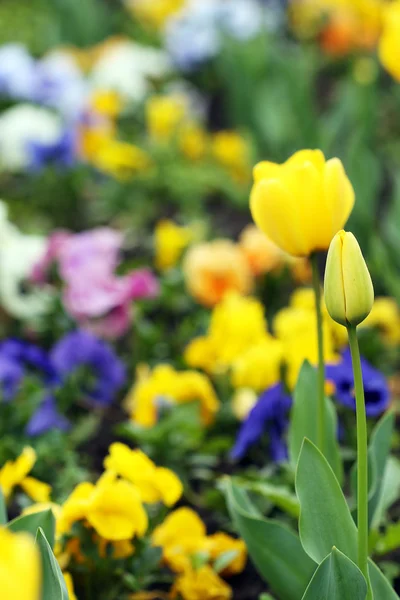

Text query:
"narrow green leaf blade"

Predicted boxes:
[[301, 548, 367, 599], [35, 528, 69, 600], [226, 480, 315, 600], [8, 510, 55, 549], [369, 559, 400, 599], [289, 361, 343, 483], [368, 412, 394, 525], [296, 438, 358, 564]]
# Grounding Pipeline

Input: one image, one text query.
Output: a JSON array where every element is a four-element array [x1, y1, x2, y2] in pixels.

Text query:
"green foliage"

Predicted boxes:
[[8, 510, 55, 550], [35, 528, 69, 600], [296, 439, 358, 564]]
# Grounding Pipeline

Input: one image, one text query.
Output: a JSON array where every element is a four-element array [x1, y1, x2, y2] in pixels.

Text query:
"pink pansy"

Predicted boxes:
[[128, 268, 160, 300]]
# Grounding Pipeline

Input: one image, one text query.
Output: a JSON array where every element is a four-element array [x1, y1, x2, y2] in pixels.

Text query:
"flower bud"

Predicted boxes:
[[324, 230, 374, 327]]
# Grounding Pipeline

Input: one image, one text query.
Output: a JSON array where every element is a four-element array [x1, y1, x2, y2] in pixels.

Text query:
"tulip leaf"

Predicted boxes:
[[369, 559, 400, 599], [372, 457, 400, 530], [225, 480, 316, 600], [351, 411, 394, 526], [0, 486, 7, 525], [8, 509, 55, 549], [288, 361, 343, 484], [301, 547, 367, 600], [296, 438, 358, 564], [35, 528, 69, 600]]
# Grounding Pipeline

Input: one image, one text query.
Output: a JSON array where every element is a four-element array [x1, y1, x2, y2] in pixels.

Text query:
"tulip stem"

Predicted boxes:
[[311, 254, 325, 455], [347, 324, 372, 599]]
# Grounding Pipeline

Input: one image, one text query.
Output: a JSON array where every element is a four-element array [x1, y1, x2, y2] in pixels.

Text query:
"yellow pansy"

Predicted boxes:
[[231, 388, 258, 421], [104, 442, 183, 506], [127, 364, 219, 428], [231, 337, 284, 392], [171, 565, 232, 600], [146, 95, 186, 141], [0, 447, 51, 502], [63, 572, 78, 600], [91, 90, 123, 118], [206, 533, 247, 576], [94, 139, 151, 180], [212, 131, 251, 184], [179, 122, 208, 161], [250, 149, 355, 257], [0, 527, 41, 600], [125, 0, 186, 28], [154, 219, 192, 270], [183, 240, 253, 307], [361, 297, 400, 343]]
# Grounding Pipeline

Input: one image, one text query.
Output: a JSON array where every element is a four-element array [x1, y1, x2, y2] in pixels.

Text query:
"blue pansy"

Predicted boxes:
[[231, 383, 291, 462], [326, 348, 390, 417], [26, 394, 70, 437]]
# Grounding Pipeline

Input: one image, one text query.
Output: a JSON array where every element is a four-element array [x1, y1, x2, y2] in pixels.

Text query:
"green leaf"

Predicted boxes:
[[372, 457, 400, 530], [237, 480, 299, 518], [35, 528, 69, 600], [0, 486, 7, 525], [369, 559, 400, 599], [289, 361, 343, 484], [352, 412, 394, 527], [301, 548, 367, 599], [225, 480, 315, 600], [214, 550, 240, 574], [296, 438, 358, 564], [8, 510, 55, 549]]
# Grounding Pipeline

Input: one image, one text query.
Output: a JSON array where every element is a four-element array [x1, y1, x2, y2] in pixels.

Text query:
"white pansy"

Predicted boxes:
[[90, 40, 171, 103], [0, 201, 51, 320], [0, 104, 64, 171]]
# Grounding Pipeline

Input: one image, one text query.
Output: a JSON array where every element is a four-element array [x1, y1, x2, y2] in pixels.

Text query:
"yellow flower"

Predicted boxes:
[[171, 566, 232, 600], [154, 219, 192, 270], [179, 122, 208, 161], [324, 230, 374, 327], [104, 442, 183, 506], [146, 95, 187, 141], [127, 364, 219, 427], [91, 90, 123, 118], [152, 507, 207, 573], [0, 527, 41, 600], [0, 447, 51, 502], [183, 240, 253, 307], [231, 337, 283, 392], [86, 472, 148, 541], [250, 149, 355, 257], [379, 1, 400, 81], [212, 131, 251, 184], [205, 533, 247, 576], [239, 225, 286, 276], [125, 0, 186, 28], [94, 139, 151, 180], [63, 572, 78, 600], [231, 388, 258, 421], [185, 293, 267, 373], [361, 297, 400, 343]]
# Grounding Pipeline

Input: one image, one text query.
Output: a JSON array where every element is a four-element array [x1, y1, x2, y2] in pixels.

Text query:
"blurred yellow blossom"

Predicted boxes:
[[231, 388, 258, 421], [250, 149, 355, 257], [179, 122, 208, 160], [146, 95, 187, 141], [239, 225, 286, 277], [231, 337, 284, 392], [206, 533, 247, 576], [0, 447, 51, 502], [185, 292, 267, 373], [171, 566, 232, 600], [154, 219, 193, 270], [104, 442, 183, 506], [126, 364, 219, 427], [125, 0, 185, 28], [0, 527, 41, 600], [91, 90, 123, 118], [63, 573, 78, 600], [184, 240, 253, 307], [94, 139, 151, 180], [379, 1, 400, 81], [212, 131, 251, 183], [361, 296, 400, 343]]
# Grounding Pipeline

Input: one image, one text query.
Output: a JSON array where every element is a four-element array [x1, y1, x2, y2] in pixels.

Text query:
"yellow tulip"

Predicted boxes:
[[324, 230, 374, 326], [250, 149, 355, 257]]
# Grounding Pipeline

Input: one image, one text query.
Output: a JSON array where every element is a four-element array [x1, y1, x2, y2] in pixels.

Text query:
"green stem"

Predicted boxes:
[[347, 325, 372, 599], [311, 254, 325, 455]]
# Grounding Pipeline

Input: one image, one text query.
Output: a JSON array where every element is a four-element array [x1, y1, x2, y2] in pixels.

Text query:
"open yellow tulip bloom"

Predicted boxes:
[[250, 149, 355, 257], [324, 230, 374, 327]]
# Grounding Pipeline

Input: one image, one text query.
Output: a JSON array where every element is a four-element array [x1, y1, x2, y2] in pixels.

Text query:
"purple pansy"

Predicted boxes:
[[231, 383, 292, 462]]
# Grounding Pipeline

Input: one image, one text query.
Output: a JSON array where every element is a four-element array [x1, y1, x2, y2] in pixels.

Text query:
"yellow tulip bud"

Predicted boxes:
[[324, 230, 374, 327], [250, 150, 355, 257]]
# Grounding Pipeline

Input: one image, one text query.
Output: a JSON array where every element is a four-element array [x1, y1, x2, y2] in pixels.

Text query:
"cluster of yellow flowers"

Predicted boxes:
[[152, 507, 247, 600], [125, 364, 220, 428], [379, 0, 400, 81], [125, 0, 185, 28], [0, 446, 51, 502]]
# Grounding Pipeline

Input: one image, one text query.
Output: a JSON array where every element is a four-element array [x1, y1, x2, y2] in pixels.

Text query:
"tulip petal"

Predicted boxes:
[[324, 158, 355, 238], [253, 161, 281, 182], [341, 233, 374, 326], [324, 231, 347, 326]]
